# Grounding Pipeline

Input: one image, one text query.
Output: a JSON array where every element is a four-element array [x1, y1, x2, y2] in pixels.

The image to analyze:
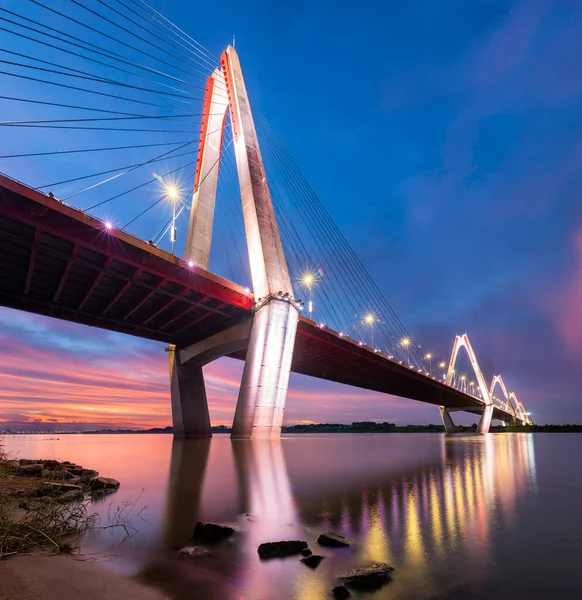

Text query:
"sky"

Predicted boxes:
[[1, 0, 582, 427]]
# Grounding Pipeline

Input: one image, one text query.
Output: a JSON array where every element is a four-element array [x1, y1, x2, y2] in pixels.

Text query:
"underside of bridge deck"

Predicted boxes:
[[0, 175, 253, 348]]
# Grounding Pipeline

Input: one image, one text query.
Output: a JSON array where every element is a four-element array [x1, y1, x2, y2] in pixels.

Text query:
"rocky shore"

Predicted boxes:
[[0, 453, 120, 560]]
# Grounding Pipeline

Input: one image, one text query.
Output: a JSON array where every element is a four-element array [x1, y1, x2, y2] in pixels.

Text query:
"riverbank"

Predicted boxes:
[[0, 554, 165, 600], [0, 449, 120, 558]]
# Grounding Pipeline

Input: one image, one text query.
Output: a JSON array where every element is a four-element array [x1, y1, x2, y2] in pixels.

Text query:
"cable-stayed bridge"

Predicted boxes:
[[0, 0, 531, 437]]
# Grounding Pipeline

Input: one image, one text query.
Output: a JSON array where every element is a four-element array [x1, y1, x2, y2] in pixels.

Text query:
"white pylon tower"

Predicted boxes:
[[170, 46, 300, 439]]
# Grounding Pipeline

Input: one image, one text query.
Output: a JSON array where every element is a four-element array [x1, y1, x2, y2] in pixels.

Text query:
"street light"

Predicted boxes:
[[460, 375, 466, 393], [439, 361, 446, 380], [301, 273, 316, 319], [470, 381, 475, 397], [425, 353, 432, 376], [167, 185, 179, 255], [364, 313, 376, 348], [401, 337, 410, 365]]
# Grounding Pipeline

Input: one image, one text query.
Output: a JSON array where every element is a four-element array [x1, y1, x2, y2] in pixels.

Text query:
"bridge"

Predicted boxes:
[[0, 1, 530, 437]]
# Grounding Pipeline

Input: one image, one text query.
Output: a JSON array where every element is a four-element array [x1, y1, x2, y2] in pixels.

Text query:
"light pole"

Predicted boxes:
[[364, 314, 376, 348], [470, 381, 475, 397], [302, 273, 314, 319], [402, 337, 410, 365], [425, 353, 432, 375], [439, 361, 446, 380], [167, 185, 179, 255], [460, 375, 466, 393]]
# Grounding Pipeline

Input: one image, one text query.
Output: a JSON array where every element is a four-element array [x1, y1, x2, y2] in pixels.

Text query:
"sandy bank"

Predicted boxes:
[[0, 554, 167, 600]]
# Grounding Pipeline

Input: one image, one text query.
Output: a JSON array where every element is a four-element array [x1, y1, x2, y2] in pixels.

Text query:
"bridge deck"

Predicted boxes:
[[0, 174, 513, 422], [0, 174, 253, 347]]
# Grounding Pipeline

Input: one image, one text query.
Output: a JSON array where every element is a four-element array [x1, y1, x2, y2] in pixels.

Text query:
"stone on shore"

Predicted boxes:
[[43, 460, 61, 470], [331, 586, 351, 599], [338, 563, 394, 590], [318, 532, 353, 548], [18, 464, 43, 476], [257, 540, 308, 559], [179, 546, 211, 558], [301, 554, 325, 569], [65, 466, 85, 477], [193, 521, 236, 543], [80, 469, 99, 480], [57, 489, 85, 502], [37, 482, 84, 496], [88, 477, 120, 492], [300, 548, 312, 557]]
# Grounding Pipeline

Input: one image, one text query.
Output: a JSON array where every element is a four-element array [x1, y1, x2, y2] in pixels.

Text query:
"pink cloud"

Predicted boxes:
[[546, 230, 582, 356], [0, 307, 440, 429]]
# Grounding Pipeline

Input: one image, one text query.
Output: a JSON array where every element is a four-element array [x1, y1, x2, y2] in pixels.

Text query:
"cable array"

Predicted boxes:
[[0, 0, 433, 371], [0, 0, 222, 243]]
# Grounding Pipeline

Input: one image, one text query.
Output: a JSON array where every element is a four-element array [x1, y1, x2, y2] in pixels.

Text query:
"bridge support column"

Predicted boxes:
[[169, 348, 211, 438], [439, 406, 458, 434], [476, 403, 494, 434], [231, 298, 298, 439], [221, 45, 299, 439]]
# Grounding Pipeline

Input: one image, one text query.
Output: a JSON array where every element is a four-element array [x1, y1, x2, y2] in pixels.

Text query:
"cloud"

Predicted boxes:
[[546, 230, 582, 358], [0, 308, 438, 429]]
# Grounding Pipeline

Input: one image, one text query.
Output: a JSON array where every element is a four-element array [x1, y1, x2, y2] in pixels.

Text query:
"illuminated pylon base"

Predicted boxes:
[[231, 299, 298, 439], [439, 407, 457, 434], [438, 404, 495, 435]]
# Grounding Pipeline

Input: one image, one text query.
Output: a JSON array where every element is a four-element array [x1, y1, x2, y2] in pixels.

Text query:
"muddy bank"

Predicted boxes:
[[0, 554, 165, 600]]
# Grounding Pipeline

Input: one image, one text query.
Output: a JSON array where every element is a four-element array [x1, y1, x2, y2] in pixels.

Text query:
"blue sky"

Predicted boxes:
[[1, 0, 581, 425]]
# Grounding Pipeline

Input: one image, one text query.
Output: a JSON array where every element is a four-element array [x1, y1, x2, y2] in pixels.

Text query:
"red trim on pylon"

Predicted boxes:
[[221, 49, 240, 141], [193, 76, 215, 191]]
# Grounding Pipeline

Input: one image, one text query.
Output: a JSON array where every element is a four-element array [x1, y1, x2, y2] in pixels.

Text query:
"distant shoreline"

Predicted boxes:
[[2, 423, 582, 434]]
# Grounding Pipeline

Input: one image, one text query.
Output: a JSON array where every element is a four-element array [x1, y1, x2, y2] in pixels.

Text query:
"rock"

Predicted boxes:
[[331, 586, 351, 600], [64, 466, 84, 476], [300, 548, 313, 557], [88, 477, 120, 492], [38, 482, 84, 496], [318, 532, 353, 548], [301, 554, 325, 569], [43, 460, 61, 470], [179, 546, 211, 558], [257, 540, 308, 559], [18, 464, 43, 475], [338, 563, 394, 590], [193, 521, 236, 543], [57, 469, 75, 480], [19, 459, 38, 465], [80, 469, 99, 480], [57, 489, 85, 503]]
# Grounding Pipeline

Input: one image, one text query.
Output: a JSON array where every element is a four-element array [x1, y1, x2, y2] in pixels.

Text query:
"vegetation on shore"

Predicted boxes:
[[0, 447, 121, 560]]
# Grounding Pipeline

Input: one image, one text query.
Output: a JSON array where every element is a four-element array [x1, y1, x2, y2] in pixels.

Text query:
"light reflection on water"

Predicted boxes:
[[5, 432, 577, 599]]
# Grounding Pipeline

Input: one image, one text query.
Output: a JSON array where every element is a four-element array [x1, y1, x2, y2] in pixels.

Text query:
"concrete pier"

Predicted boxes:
[[170, 348, 212, 438], [439, 406, 458, 434]]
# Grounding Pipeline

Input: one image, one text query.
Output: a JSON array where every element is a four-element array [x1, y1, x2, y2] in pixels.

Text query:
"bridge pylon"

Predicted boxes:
[[170, 46, 300, 439]]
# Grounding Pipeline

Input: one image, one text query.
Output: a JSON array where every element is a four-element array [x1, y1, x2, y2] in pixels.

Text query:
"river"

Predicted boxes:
[[1, 432, 579, 599]]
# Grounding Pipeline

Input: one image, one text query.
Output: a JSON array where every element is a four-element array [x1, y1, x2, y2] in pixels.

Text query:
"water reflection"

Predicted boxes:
[[147, 433, 538, 600], [162, 438, 210, 548], [0, 432, 540, 599]]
